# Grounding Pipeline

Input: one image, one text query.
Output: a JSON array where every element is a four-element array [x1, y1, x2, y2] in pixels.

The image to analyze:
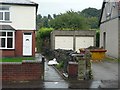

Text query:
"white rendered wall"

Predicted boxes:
[[1, 5, 36, 30]]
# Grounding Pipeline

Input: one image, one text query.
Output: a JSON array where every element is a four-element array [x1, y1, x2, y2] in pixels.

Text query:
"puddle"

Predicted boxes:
[[44, 81, 68, 88], [90, 80, 102, 88]]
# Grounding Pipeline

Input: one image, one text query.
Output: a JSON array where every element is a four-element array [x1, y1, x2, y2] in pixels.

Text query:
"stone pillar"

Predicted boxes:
[[68, 62, 78, 79]]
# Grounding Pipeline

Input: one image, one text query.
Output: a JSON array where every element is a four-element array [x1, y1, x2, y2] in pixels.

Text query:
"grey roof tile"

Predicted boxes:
[[0, 0, 37, 5], [0, 25, 15, 30]]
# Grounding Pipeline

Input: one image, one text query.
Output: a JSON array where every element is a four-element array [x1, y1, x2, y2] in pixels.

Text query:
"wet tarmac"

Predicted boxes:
[[92, 61, 118, 80]]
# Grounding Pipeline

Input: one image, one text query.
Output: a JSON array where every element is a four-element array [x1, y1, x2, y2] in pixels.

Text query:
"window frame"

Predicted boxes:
[[0, 6, 10, 21], [0, 30, 15, 49]]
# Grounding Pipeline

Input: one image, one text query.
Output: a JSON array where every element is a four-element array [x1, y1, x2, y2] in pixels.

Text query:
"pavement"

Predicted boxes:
[[1, 53, 120, 89], [43, 60, 68, 88]]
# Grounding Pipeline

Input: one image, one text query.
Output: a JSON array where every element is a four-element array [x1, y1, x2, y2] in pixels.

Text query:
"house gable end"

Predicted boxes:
[[99, 1, 119, 26]]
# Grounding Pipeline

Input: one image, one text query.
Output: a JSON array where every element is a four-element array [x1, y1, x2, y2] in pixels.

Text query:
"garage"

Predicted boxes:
[[75, 36, 94, 51], [51, 30, 96, 51], [55, 36, 73, 50]]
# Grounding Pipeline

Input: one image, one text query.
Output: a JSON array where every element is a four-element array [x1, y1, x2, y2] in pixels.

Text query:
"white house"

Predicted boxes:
[[0, 0, 38, 57], [99, 0, 120, 59]]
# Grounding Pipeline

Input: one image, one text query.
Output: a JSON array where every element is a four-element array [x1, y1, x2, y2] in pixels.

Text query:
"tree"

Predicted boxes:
[[49, 11, 90, 30], [53, 14, 57, 18], [81, 7, 101, 18], [36, 14, 42, 29], [48, 14, 52, 20], [87, 17, 99, 29]]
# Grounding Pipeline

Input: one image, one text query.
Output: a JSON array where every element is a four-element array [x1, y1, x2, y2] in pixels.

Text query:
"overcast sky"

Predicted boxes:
[[32, 0, 103, 16]]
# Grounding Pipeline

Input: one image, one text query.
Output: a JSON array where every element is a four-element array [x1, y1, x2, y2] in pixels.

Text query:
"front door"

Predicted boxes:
[[23, 33, 32, 56]]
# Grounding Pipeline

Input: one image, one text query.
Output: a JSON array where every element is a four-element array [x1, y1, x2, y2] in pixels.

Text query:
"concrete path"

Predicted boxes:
[[43, 59, 68, 88]]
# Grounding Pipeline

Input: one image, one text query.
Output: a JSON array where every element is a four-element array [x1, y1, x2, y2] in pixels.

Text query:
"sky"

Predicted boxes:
[[32, 0, 103, 16]]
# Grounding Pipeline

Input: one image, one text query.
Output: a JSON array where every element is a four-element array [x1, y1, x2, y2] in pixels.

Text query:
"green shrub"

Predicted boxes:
[[36, 28, 54, 52], [56, 61, 64, 69], [96, 30, 100, 47]]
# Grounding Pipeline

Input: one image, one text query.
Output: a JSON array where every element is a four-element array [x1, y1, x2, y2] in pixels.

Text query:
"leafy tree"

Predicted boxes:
[[49, 11, 90, 30], [53, 14, 57, 18], [81, 7, 101, 29], [48, 14, 52, 20], [87, 17, 99, 29], [36, 14, 42, 29], [81, 7, 101, 18]]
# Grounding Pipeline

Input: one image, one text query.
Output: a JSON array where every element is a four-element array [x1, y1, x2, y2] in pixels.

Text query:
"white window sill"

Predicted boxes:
[[0, 48, 15, 50], [0, 21, 12, 23]]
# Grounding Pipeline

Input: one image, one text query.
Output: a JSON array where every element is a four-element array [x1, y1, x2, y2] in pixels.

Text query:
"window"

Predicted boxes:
[[0, 31, 14, 49], [0, 6, 10, 21]]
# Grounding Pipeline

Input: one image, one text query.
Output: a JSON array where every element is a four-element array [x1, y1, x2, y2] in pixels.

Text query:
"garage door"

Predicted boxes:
[[75, 37, 94, 52], [55, 36, 73, 50]]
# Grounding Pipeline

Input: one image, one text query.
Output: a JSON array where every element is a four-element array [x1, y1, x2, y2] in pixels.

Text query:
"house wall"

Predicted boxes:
[[1, 5, 36, 30], [1, 30, 35, 57], [15, 30, 35, 57], [118, 19, 120, 59], [100, 18, 119, 58], [0, 50, 15, 57], [0, 4, 36, 57], [100, 2, 119, 58]]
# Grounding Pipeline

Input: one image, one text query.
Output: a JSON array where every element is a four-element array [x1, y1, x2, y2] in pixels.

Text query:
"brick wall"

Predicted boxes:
[[15, 30, 23, 56], [0, 50, 15, 57], [15, 30, 35, 57], [1, 30, 36, 57], [2, 61, 44, 81]]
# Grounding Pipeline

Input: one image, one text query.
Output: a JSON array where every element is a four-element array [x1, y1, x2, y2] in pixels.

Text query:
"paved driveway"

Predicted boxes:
[[92, 61, 118, 80], [92, 61, 119, 88]]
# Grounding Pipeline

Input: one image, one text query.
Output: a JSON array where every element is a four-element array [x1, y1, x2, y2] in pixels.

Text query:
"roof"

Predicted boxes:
[[0, 0, 38, 7], [99, 1, 106, 26], [99, 1, 120, 26], [0, 25, 15, 30]]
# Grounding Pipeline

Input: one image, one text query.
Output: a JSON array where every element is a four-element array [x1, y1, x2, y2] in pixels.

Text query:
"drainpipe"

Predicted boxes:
[[73, 30, 76, 51]]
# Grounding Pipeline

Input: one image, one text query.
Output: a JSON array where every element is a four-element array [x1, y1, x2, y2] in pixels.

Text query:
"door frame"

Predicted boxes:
[[23, 32, 32, 56]]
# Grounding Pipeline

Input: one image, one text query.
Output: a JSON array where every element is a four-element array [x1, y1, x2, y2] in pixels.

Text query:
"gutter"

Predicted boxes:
[[0, 2, 38, 7]]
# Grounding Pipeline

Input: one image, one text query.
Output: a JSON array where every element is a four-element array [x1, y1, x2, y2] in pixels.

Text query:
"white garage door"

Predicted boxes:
[[55, 36, 73, 50], [75, 37, 94, 52]]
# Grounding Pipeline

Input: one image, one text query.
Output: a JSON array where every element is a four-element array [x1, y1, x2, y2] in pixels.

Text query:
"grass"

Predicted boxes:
[[0, 57, 35, 62], [103, 57, 119, 63]]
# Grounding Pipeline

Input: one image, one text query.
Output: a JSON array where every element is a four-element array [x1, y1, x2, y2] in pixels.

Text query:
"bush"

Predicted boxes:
[[56, 61, 64, 69], [36, 28, 54, 52]]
